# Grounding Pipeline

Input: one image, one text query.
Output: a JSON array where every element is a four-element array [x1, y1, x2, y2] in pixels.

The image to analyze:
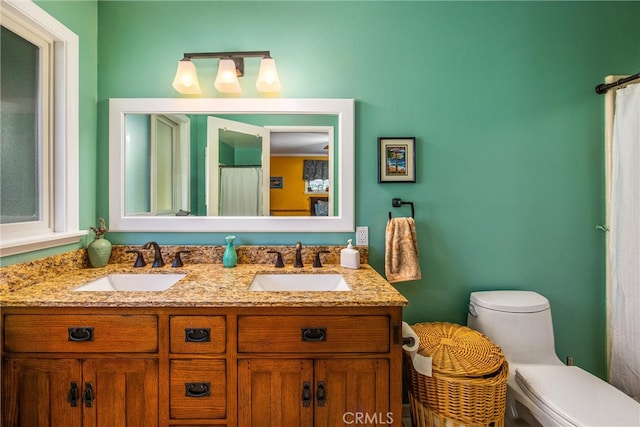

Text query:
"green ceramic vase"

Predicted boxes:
[[223, 235, 237, 268], [88, 237, 112, 268]]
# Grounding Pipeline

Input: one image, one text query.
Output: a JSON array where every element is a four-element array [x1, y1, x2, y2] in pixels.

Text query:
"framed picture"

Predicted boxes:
[[270, 177, 283, 189], [378, 137, 416, 183]]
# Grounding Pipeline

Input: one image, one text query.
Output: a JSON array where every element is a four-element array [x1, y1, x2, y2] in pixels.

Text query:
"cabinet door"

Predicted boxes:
[[82, 359, 158, 427], [237, 359, 313, 427], [2, 358, 82, 427], [314, 359, 391, 427]]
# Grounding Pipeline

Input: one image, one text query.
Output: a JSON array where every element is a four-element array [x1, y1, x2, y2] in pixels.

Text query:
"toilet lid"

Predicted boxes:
[[470, 290, 549, 312], [515, 365, 640, 426]]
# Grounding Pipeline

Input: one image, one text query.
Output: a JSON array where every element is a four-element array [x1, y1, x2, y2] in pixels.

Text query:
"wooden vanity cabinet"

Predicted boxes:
[[2, 311, 158, 427], [2, 306, 403, 427], [236, 309, 401, 427], [238, 358, 390, 427]]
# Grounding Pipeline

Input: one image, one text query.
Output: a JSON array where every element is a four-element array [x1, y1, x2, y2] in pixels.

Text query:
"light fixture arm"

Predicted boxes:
[[181, 51, 272, 77]]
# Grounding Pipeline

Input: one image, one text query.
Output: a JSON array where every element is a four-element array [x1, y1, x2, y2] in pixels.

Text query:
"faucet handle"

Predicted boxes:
[[172, 250, 191, 268], [313, 250, 330, 268], [267, 250, 284, 268], [126, 250, 146, 268]]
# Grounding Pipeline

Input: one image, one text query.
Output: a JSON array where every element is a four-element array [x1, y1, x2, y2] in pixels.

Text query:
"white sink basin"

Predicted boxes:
[[249, 273, 350, 292], [74, 273, 185, 292]]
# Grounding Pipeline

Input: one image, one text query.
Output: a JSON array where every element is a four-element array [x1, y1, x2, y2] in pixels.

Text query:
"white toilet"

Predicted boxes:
[[467, 290, 640, 427]]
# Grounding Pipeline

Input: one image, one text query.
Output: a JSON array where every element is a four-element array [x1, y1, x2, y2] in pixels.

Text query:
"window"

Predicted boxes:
[[1, 19, 51, 228], [305, 178, 329, 193], [0, 0, 82, 256], [303, 159, 329, 193]]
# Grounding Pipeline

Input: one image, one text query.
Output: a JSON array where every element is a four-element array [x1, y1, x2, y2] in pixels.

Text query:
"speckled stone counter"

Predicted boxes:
[[1, 246, 407, 308]]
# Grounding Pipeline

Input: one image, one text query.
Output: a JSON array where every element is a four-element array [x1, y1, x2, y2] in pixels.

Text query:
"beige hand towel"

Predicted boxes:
[[385, 217, 421, 283]]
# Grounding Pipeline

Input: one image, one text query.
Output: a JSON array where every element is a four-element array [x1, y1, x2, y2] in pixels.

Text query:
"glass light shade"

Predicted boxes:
[[256, 57, 281, 92], [214, 59, 241, 93], [172, 60, 201, 94]]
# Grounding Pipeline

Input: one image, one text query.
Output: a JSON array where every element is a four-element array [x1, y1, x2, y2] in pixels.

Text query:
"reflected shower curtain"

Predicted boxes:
[[220, 167, 263, 216], [609, 83, 640, 402]]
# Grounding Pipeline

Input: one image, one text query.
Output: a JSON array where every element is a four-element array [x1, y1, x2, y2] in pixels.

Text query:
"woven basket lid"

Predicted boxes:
[[412, 321, 505, 377]]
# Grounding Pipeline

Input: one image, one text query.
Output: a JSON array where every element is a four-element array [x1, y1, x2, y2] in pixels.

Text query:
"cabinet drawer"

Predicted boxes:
[[3, 314, 158, 353], [238, 315, 389, 353], [170, 316, 226, 354], [170, 359, 226, 419]]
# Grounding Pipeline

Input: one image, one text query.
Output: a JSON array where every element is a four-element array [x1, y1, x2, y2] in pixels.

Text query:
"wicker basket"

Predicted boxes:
[[408, 393, 502, 427], [404, 322, 508, 426]]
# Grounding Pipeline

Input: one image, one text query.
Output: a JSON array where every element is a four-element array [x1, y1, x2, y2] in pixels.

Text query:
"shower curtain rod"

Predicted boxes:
[[595, 72, 640, 94]]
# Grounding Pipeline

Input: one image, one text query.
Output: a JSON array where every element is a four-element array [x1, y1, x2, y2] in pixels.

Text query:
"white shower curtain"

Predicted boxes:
[[220, 167, 263, 216], [609, 83, 640, 402]]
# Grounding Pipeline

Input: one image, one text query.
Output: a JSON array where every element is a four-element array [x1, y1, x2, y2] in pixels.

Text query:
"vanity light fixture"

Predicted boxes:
[[172, 51, 281, 95]]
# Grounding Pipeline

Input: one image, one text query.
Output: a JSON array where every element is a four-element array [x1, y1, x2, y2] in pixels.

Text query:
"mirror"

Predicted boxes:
[[123, 114, 336, 218], [109, 98, 354, 232]]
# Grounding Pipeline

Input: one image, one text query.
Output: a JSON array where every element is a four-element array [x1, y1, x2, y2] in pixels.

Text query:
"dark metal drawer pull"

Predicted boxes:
[[83, 382, 94, 407], [67, 382, 79, 407], [185, 382, 211, 398], [302, 381, 311, 407], [317, 381, 326, 406], [301, 327, 326, 342], [68, 327, 94, 342], [185, 328, 211, 342]]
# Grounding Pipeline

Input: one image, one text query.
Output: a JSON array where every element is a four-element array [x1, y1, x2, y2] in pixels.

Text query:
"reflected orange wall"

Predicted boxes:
[[270, 156, 327, 216]]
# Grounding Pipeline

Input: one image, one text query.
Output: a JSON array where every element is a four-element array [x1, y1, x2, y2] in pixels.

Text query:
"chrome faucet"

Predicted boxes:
[[143, 241, 165, 268], [294, 242, 303, 268]]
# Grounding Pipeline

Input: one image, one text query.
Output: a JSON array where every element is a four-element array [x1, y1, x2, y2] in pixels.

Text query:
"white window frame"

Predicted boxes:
[[0, 0, 84, 256]]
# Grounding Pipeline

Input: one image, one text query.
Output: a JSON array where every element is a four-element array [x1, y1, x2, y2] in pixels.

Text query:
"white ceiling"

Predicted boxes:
[[223, 130, 330, 156], [270, 132, 330, 156]]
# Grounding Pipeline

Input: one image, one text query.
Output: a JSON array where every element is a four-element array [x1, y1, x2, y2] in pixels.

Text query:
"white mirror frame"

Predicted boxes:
[[109, 98, 355, 232]]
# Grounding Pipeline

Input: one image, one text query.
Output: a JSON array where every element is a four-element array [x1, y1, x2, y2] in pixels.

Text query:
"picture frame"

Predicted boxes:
[[378, 137, 416, 183], [270, 176, 283, 189]]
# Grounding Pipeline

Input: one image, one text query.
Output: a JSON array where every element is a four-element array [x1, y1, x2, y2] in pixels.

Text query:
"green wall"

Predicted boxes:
[[95, 1, 640, 378], [6, 1, 640, 379]]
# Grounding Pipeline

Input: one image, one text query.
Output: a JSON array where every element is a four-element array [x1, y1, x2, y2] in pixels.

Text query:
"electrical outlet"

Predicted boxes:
[[356, 226, 369, 246]]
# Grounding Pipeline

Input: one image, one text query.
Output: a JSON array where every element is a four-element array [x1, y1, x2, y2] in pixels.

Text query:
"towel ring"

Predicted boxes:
[[388, 198, 414, 220]]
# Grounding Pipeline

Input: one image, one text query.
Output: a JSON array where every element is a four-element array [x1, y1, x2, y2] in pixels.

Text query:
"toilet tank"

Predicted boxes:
[[467, 290, 562, 365]]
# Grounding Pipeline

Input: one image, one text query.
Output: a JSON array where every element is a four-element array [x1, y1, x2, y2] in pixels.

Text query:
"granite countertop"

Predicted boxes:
[[0, 263, 408, 308]]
